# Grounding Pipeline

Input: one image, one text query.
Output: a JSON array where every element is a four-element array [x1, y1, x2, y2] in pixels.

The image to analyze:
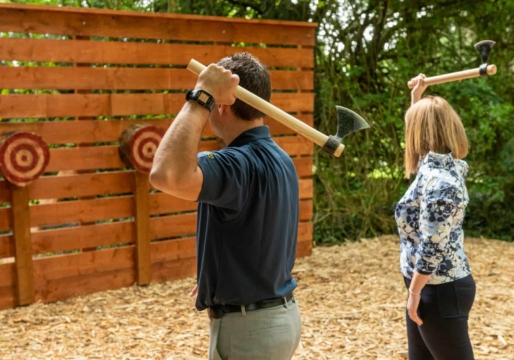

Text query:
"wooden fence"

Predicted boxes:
[[0, 4, 316, 310]]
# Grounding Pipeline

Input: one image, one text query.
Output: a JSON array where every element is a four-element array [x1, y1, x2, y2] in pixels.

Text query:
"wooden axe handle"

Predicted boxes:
[[407, 64, 497, 88], [187, 59, 345, 157]]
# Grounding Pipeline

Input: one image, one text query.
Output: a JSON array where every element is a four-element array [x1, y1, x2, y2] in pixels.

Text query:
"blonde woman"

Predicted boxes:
[[395, 74, 476, 359]]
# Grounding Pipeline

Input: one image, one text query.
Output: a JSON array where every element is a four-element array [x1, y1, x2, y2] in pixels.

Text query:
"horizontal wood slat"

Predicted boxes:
[[28, 194, 198, 229], [0, 221, 312, 286], [33, 221, 133, 257], [27, 194, 185, 229], [151, 236, 196, 264], [34, 266, 136, 305], [151, 257, 197, 284], [0, 67, 313, 91], [300, 199, 313, 222], [0, 115, 313, 145], [0, 3, 318, 27], [0, 119, 183, 143], [0, 4, 316, 46], [45, 142, 218, 172], [0, 200, 312, 257], [266, 115, 314, 136], [0, 208, 196, 239], [0, 93, 314, 118], [0, 237, 306, 309], [0, 38, 315, 68], [276, 136, 313, 156], [296, 236, 312, 257], [151, 221, 313, 264], [0, 158, 312, 203], [0, 237, 12, 259], [294, 157, 313, 178], [43, 137, 308, 173], [300, 178, 314, 200], [0, 285, 15, 310], [0, 243, 312, 310], [33, 245, 136, 282], [0, 263, 14, 288]]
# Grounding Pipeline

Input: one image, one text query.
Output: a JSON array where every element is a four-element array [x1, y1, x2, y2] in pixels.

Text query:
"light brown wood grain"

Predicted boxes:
[[0, 93, 314, 119], [0, 115, 313, 145], [0, 38, 315, 68], [0, 158, 312, 203], [0, 1, 316, 311], [43, 142, 217, 172], [0, 67, 313, 91], [0, 203, 312, 258], [4, 137, 306, 173], [0, 4, 316, 46], [0, 224, 312, 309], [11, 185, 35, 305], [133, 171, 151, 285]]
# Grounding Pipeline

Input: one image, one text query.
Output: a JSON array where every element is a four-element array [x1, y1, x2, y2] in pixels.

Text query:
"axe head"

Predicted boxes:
[[322, 106, 370, 156], [474, 40, 496, 64]]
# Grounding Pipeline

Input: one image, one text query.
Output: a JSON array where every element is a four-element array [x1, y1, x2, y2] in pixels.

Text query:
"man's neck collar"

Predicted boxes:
[[221, 119, 265, 145], [226, 125, 271, 147]]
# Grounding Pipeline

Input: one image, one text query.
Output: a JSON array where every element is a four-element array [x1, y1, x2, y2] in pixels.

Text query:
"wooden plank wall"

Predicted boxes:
[[0, 4, 316, 310]]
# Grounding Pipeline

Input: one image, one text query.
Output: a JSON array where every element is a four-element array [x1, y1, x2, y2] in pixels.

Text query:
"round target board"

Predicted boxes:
[[118, 124, 165, 173], [0, 131, 50, 187]]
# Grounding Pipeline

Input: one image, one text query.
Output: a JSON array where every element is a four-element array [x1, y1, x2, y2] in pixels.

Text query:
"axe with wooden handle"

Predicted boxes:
[[407, 40, 497, 88], [187, 59, 369, 157]]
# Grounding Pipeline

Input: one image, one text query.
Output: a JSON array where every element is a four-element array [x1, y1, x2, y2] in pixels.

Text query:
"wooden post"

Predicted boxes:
[[133, 171, 151, 285], [118, 124, 164, 285], [11, 184, 35, 306]]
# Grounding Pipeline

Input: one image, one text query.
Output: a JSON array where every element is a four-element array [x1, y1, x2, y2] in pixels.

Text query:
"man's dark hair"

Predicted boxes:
[[217, 52, 271, 121]]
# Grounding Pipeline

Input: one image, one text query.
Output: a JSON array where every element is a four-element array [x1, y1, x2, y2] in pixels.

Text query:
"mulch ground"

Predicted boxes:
[[1, 235, 513, 359]]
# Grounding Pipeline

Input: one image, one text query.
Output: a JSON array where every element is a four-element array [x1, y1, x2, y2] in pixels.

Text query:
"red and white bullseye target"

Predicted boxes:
[[0, 132, 50, 187], [128, 126, 165, 173]]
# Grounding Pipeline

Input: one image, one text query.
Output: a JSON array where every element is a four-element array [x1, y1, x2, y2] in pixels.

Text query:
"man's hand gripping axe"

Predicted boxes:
[[187, 59, 369, 157], [407, 40, 497, 88]]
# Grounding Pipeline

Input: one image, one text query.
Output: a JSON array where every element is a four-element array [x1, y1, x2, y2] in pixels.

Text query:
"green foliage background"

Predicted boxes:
[[5, 0, 514, 242]]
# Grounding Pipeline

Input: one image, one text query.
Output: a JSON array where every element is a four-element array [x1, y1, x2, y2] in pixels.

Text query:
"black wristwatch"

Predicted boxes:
[[186, 89, 215, 112]]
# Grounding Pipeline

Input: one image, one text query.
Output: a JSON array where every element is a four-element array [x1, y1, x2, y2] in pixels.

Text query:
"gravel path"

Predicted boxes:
[[1, 235, 512, 359]]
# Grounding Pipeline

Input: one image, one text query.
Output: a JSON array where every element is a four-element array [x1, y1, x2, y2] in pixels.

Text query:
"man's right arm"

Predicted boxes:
[[150, 64, 239, 201]]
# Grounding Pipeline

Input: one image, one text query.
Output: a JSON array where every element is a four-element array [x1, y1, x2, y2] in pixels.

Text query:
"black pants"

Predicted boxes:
[[403, 275, 476, 360]]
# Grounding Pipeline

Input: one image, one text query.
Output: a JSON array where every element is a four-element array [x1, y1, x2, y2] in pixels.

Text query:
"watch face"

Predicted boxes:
[[198, 92, 210, 103]]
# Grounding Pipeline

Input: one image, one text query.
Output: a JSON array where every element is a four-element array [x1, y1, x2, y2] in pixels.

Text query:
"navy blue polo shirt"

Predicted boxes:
[[194, 126, 299, 311]]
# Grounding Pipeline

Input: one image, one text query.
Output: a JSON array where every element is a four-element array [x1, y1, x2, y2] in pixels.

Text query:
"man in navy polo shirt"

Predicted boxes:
[[150, 52, 301, 359]]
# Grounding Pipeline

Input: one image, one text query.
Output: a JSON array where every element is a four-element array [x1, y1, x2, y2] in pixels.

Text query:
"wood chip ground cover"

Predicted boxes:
[[0, 236, 513, 359]]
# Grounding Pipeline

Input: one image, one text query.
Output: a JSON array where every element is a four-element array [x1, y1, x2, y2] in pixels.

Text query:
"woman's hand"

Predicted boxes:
[[410, 73, 427, 105], [189, 284, 198, 297], [407, 293, 423, 326]]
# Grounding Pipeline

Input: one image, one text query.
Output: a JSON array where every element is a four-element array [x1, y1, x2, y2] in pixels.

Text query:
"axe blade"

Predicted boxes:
[[474, 40, 496, 64], [335, 105, 370, 140]]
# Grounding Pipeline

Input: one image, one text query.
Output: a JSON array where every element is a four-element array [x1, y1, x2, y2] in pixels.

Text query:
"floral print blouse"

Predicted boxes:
[[395, 152, 472, 285]]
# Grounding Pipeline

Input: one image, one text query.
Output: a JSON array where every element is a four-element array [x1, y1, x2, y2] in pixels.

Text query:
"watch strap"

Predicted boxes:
[[186, 89, 215, 112]]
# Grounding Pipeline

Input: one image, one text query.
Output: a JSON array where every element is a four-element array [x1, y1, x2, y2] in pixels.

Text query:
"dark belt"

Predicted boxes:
[[208, 293, 294, 319]]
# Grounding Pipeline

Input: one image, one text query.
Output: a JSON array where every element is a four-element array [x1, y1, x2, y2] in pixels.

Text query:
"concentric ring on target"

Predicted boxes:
[[118, 124, 165, 173], [0, 131, 50, 187]]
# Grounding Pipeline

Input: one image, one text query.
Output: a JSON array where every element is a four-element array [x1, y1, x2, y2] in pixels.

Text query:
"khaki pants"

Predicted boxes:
[[208, 298, 302, 360]]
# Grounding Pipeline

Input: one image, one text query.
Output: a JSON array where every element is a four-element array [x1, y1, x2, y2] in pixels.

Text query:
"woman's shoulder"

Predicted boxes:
[[420, 169, 468, 207]]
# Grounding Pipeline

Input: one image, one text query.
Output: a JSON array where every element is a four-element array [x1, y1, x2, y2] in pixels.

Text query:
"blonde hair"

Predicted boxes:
[[404, 96, 468, 178]]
